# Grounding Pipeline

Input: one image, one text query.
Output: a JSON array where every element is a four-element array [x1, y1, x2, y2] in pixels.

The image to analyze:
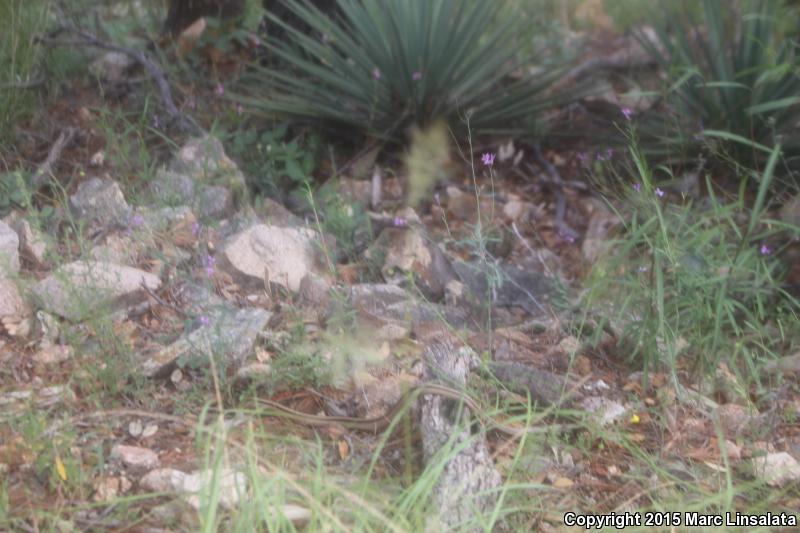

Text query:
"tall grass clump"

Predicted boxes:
[[580, 140, 799, 383], [637, 0, 800, 178], [0, 0, 50, 155], [241, 0, 590, 140]]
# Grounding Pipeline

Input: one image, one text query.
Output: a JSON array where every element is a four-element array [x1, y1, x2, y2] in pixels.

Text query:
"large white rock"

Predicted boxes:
[[32, 261, 161, 321], [140, 467, 247, 511], [221, 224, 321, 293]]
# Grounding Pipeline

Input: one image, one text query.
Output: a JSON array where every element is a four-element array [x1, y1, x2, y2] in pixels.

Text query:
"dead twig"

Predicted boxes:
[[40, 25, 203, 136], [531, 144, 579, 242], [32, 127, 76, 189], [140, 280, 189, 318]]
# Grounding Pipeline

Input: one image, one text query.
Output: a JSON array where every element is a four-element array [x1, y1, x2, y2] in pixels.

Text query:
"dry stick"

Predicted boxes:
[[32, 127, 76, 189], [531, 144, 579, 241], [42, 26, 203, 136]]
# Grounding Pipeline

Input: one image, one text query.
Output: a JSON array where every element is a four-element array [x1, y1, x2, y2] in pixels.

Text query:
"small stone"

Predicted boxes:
[[0, 221, 20, 273], [69, 177, 131, 229], [170, 368, 183, 384], [110, 444, 159, 469], [32, 344, 72, 365], [141, 424, 158, 438], [90, 51, 135, 82], [128, 420, 143, 437]]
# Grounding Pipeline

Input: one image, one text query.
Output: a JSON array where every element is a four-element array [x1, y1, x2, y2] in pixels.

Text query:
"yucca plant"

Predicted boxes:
[[637, 0, 800, 173], [241, 0, 587, 140]]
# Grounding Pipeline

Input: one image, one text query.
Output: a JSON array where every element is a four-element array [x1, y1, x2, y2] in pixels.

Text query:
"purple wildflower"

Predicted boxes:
[[372, 68, 381, 80], [215, 82, 224, 96], [576, 152, 588, 163], [606, 148, 614, 159], [412, 71, 422, 81], [633, 183, 641, 192], [621, 107, 633, 120], [638, 266, 648, 273], [199, 315, 210, 326], [655, 187, 665, 198], [760, 244, 771, 255], [130, 213, 144, 228], [481, 152, 495, 167], [203, 254, 216, 276], [393, 216, 407, 227], [191, 221, 201, 237], [434, 192, 441, 206]]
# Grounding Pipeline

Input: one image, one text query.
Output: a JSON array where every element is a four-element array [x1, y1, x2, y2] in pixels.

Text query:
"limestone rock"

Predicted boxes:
[[170, 135, 237, 179], [140, 306, 271, 377], [32, 261, 161, 321], [69, 177, 131, 229], [140, 467, 247, 511], [110, 444, 160, 469], [220, 224, 321, 293], [90, 51, 136, 82], [149, 169, 196, 205], [0, 277, 27, 322]]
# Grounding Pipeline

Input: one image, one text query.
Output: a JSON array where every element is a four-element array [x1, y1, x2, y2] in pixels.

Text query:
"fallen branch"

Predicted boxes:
[[32, 127, 76, 189], [41, 25, 203, 136], [532, 144, 579, 242]]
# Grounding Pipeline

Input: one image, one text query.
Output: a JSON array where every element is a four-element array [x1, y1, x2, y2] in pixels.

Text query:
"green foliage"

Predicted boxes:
[[638, 0, 800, 173], [581, 141, 799, 382], [229, 123, 320, 196], [0, 170, 32, 217], [0, 0, 50, 152], [241, 0, 589, 140]]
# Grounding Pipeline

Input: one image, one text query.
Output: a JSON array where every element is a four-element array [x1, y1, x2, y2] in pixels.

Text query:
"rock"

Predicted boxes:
[[32, 261, 161, 321], [140, 306, 271, 377], [582, 201, 620, 263], [90, 234, 141, 265], [780, 193, 800, 229], [149, 169, 196, 205], [140, 467, 247, 511], [110, 444, 160, 469], [344, 283, 469, 339], [255, 197, 303, 227], [752, 452, 800, 487], [297, 272, 333, 309], [11, 219, 47, 268], [220, 224, 321, 293], [0, 221, 20, 273], [90, 51, 136, 82], [452, 260, 557, 316], [368, 225, 458, 301], [0, 277, 27, 322], [503, 200, 535, 223], [138, 206, 196, 234], [69, 177, 131, 230], [581, 397, 627, 426], [198, 185, 234, 219], [32, 344, 72, 365], [93, 475, 132, 502], [170, 135, 237, 179]]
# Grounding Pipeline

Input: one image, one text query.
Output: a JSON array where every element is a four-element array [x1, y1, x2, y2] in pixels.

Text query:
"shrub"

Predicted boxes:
[[240, 0, 589, 140], [637, 0, 800, 175]]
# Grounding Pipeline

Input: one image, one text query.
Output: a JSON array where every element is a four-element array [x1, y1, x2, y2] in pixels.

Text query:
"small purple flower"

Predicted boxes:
[[191, 221, 201, 237], [633, 183, 641, 192], [558, 231, 576, 244], [655, 187, 665, 198], [412, 71, 422, 81], [638, 266, 648, 273], [621, 107, 633, 120], [203, 254, 216, 276], [606, 148, 614, 159], [130, 213, 144, 228], [215, 82, 224, 96], [576, 152, 588, 163], [434, 192, 441, 206], [393, 216, 407, 227], [760, 244, 771, 255], [481, 152, 495, 167], [372, 68, 381, 80], [199, 315, 210, 326]]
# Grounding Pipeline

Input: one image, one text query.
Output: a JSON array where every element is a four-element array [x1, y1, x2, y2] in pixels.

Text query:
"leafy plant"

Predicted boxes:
[[240, 0, 589, 140], [637, 0, 800, 173], [229, 123, 321, 196]]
